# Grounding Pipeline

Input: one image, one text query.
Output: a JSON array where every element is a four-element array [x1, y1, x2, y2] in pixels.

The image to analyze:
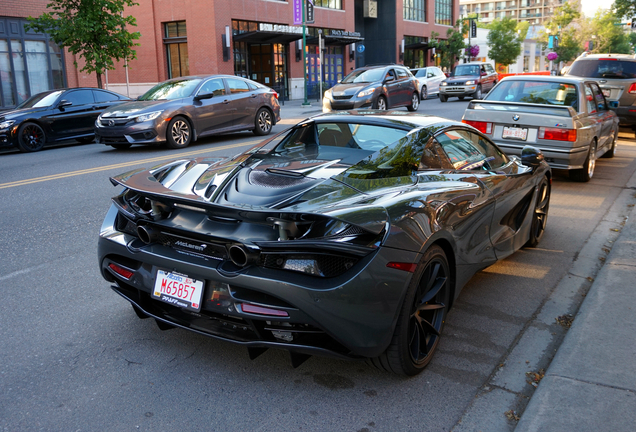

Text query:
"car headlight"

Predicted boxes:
[[0, 120, 15, 129], [357, 88, 375, 98], [134, 111, 163, 123], [324, 89, 333, 99], [441, 82, 447, 86], [465, 80, 475, 85]]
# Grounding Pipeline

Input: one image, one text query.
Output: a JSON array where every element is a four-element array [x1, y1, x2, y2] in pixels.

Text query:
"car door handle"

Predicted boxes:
[[223, 100, 230, 104]]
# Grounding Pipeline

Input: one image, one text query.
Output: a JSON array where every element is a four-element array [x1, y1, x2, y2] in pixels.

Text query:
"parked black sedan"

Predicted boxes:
[[0, 88, 130, 152], [98, 110, 550, 375], [95, 75, 281, 150]]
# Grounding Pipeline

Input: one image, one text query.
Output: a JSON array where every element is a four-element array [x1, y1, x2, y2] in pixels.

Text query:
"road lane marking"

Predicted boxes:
[[0, 141, 257, 189]]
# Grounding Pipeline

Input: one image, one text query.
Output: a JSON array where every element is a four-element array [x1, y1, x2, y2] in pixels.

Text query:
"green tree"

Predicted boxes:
[[588, 9, 633, 54], [538, 2, 582, 63], [430, 19, 469, 71], [613, 0, 636, 20], [27, 0, 140, 89], [486, 17, 522, 67]]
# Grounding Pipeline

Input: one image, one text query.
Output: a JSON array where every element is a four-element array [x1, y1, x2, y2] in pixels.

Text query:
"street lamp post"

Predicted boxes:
[[301, 0, 310, 106]]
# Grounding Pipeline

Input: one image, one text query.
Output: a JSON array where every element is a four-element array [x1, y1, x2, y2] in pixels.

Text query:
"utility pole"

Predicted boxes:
[[302, 0, 310, 106]]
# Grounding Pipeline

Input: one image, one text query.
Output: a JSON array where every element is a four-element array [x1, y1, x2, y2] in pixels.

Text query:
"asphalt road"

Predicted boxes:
[[1, 98, 635, 431]]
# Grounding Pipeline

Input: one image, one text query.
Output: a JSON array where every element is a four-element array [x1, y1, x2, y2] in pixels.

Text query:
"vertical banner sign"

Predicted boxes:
[[306, 0, 315, 24], [293, 0, 302, 25], [471, 20, 477, 38]]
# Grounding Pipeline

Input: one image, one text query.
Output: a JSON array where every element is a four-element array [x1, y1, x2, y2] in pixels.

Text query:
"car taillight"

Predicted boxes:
[[538, 127, 577, 142], [386, 262, 418, 273], [108, 263, 134, 279], [628, 83, 636, 94], [462, 120, 492, 134], [272, 91, 279, 99]]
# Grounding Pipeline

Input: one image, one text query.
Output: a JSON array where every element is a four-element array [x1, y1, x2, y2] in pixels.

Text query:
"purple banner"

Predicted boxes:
[[293, 0, 302, 25]]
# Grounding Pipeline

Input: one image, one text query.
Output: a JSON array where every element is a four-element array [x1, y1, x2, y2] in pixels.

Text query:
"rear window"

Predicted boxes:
[[487, 80, 578, 109], [568, 59, 636, 79]]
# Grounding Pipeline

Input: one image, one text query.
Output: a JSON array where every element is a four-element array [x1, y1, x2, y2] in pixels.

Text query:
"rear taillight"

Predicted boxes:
[[538, 127, 577, 142], [628, 83, 636, 94], [272, 91, 279, 99], [108, 263, 134, 279], [386, 262, 418, 273], [462, 119, 492, 134]]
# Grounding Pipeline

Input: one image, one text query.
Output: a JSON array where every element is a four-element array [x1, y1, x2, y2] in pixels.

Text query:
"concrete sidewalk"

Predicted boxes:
[[278, 98, 324, 124], [516, 177, 636, 431]]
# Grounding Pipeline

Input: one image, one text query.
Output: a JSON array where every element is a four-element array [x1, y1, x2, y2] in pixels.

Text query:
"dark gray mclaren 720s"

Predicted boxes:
[[98, 110, 551, 375]]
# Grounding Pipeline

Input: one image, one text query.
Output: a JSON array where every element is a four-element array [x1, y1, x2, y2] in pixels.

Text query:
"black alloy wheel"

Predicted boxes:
[[253, 108, 273, 136], [17, 122, 46, 152], [421, 86, 428, 100], [407, 92, 420, 112], [376, 96, 387, 110], [166, 116, 192, 149], [526, 176, 550, 247], [570, 140, 596, 182], [369, 245, 450, 375]]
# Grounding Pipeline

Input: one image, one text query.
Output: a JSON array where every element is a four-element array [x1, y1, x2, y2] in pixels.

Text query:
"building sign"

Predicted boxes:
[[306, 0, 315, 24], [329, 30, 362, 37], [293, 0, 302, 25], [259, 23, 307, 34]]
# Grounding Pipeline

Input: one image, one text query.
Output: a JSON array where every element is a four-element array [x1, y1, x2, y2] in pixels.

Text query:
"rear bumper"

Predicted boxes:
[[614, 106, 636, 127], [494, 140, 589, 170]]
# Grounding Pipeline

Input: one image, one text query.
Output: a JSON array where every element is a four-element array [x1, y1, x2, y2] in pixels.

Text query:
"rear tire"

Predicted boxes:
[[407, 92, 420, 111], [421, 86, 428, 100], [458, 96, 465, 101], [473, 85, 482, 99], [165, 116, 192, 149], [368, 245, 450, 376], [569, 140, 596, 182], [253, 107, 273, 136], [440, 94, 448, 103]]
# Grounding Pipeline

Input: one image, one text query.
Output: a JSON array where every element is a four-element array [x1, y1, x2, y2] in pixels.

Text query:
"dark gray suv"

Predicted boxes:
[[322, 65, 420, 113], [566, 53, 636, 131]]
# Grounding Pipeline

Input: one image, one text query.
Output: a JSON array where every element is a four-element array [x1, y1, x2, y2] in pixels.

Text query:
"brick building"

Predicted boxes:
[[1, 0, 459, 107]]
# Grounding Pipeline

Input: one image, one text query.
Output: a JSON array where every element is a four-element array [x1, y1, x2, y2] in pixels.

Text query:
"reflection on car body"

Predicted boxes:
[[99, 110, 551, 375]]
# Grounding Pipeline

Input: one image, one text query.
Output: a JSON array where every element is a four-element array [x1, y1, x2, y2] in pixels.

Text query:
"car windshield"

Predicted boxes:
[[341, 68, 385, 84], [453, 65, 480, 76], [273, 122, 410, 154], [139, 78, 203, 100], [486, 80, 578, 108], [568, 59, 636, 79], [16, 90, 64, 108]]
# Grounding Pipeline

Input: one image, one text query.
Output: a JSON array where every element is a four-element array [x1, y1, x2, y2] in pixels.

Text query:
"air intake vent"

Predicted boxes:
[[249, 170, 314, 188]]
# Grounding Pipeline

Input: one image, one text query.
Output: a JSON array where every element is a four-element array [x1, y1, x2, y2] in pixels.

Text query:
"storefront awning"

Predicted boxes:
[[306, 34, 365, 46], [233, 31, 304, 45], [405, 41, 429, 50]]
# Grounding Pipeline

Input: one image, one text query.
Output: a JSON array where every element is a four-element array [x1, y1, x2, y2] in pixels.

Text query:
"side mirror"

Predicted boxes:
[[521, 145, 545, 169], [194, 92, 214, 101], [58, 100, 72, 109], [480, 71, 487, 76]]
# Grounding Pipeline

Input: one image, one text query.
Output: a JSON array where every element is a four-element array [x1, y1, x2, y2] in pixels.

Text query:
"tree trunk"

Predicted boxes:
[[96, 73, 103, 89]]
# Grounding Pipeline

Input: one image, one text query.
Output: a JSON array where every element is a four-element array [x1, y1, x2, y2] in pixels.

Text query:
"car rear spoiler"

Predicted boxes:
[[467, 100, 577, 117], [109, 168, 388, 236]]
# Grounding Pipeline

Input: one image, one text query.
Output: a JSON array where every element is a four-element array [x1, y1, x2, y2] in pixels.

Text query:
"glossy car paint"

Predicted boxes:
[[411, 66, 446, 99], [98, 111, 550, 364], [440, 62, 498, 101], [462, 75, 619, 171], [94, 75, 281, 148], [0, 88, 130, 151]]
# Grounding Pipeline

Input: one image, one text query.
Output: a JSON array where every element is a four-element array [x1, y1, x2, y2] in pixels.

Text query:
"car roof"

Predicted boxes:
[[499, 75, 587, 85], [576, 53, 636, 61], [457, 62, 490, 66], [309, 110, 459, 129]]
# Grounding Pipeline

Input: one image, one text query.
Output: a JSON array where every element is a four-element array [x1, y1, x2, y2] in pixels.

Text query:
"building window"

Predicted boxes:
[[314, 0, 342, 10], [0, 17, 66, 108], [164, 21, 188, 78], [404, 0, 426, 22], [435, 0, 453, 25]]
